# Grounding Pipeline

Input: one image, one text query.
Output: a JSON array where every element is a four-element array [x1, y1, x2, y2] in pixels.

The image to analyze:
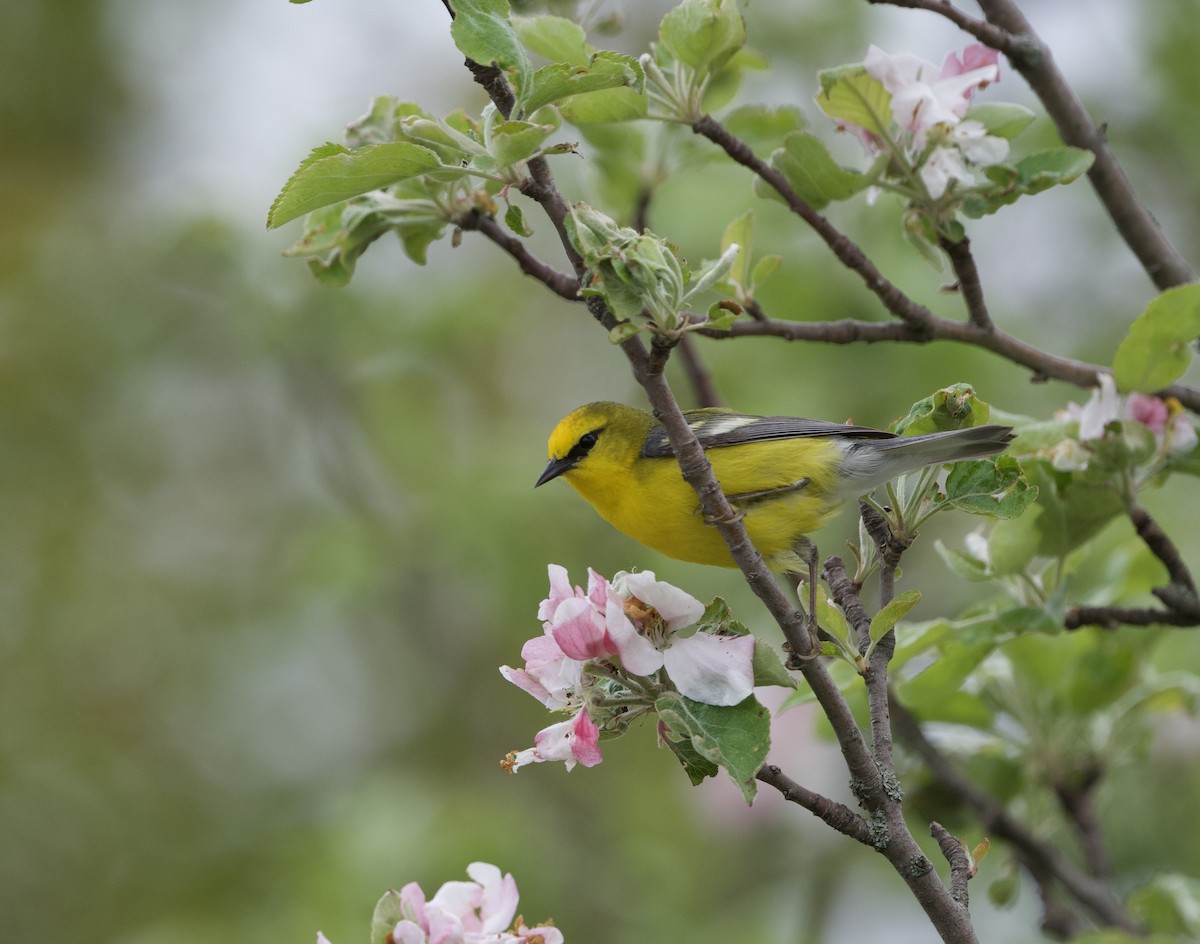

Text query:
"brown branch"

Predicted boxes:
[[891, 698, 1142, 933], [1066, 503, 1200, 629], [757, 764, 874, 844], [691, 114, 938, 336], [460, 211, 581, 300], [931, 822, 973, 907], [940, 236, 994, 332], [694, 308, 1200, 413]]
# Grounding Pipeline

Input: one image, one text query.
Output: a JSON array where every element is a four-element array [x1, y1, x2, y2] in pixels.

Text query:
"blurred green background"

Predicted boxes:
[[3, 2, 1199, 943]]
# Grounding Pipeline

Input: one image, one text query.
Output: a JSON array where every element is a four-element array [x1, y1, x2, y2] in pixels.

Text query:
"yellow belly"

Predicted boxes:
[[567, 438, 845, 570]]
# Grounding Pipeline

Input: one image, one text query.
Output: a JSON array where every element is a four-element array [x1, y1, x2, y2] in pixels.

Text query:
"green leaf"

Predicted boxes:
[[662, 728, 721, 785], [814, 585, 856, 657], [722, 104, 807, 156], [521, 51, 644, 114], [370, 889, 406, 944], [720, 210, 754, 289], [892, 383, 991, 435], [608, 321, 642, 343], [899, 639, 997, 721], [512, 14, 591, 67], [752, 638, 796, 689], [450, 0, 528, 75], [658, 0, 746, 75], [655, 693, 770, 804], [267, 142, 448, 229], [1015, 147, 1094, 191], [815, 65, 892, 138], [986, 503, 1043, 575], [867, 589, 920, 657], [559, 85, 649, 123], [760, 131, 866, 209], [750, 254, 782, 288], [488, 116, 558, 167], [940, 454, 1038, 519], [965, 102, 1036, 140], [934, 541, 992, 581], [504, 203, 532, 236], [1112, 283, 1200, 393]]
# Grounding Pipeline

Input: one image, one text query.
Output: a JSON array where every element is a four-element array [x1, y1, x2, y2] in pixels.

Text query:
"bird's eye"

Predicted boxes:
[[579, 431, 599, 450]]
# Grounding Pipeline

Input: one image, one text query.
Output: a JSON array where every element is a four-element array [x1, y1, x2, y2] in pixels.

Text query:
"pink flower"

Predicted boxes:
[[506, 708, 602, 772], [537, 565, 619, 661], [1058, 375, 1198, 458], [1124, 392, 1169, 432], [608, 571, 754, 707], [865, 44, 1000, 147], [365, 863, 562, 944], [500, 634, 585, 711]]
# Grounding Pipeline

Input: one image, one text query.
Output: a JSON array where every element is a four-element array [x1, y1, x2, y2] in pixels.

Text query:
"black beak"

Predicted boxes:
[[535, 455, 577, 487]]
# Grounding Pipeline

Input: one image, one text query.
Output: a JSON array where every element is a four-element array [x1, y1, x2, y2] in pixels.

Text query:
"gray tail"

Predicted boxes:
[[836, 424, 1014, 497]]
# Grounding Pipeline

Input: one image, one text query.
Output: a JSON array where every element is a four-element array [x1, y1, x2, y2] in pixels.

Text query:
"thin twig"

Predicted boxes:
[[460, 211, 581, 300], [1066, 503, 1200, 628], [930, 822, 973, 907], [757, 764, 874, 844], [692, 114, 938, 336], [694, 309, 1200, 413], [940, 236, 994, 332]]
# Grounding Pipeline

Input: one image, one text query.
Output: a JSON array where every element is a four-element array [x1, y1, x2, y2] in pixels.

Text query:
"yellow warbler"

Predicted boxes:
[[536, 401, 1013, 571]]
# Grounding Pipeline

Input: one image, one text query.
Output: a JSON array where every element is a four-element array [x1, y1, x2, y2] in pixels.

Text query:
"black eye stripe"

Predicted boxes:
[[569, 429, 601, 459]]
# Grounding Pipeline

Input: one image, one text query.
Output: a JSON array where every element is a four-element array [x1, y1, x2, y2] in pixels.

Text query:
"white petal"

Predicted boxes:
[[663, 633, 755, 706]]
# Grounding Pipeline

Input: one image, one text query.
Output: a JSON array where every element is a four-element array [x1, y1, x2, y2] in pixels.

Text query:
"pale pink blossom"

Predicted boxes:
[[500, 634, 585, 711], [864, 44, 999, 147], [507, 708, 602, 772], [1059, 374, 1198, 457], [608, 570, 754, 706]]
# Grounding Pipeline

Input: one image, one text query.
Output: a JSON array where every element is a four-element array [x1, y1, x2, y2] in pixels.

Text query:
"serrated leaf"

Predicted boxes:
[[655, 692, 770, 803], [752, 638, 796, 689], [1015, 147, 1094, 191], [941, 454, 1038, 519], [450, 0, 528, 74], [892, 383, 990, 435], [370, 889, 406, 944], [965, 102, 1036, 140], [488, 116, 558, 166], [608, 321, 642, 343], [522, 51, 643, 114], [867, 589, 920, 657], [662, 729, 721, 785], [767, 131, 866, 209], [512, 14, 591, 67], [267, 141, 448, 229], [814, 585, 856, 655], [504, 203, 532, 236], [658, 0, 746, 75], [816, 65, 891, 137], [559, 85, 648, 123], [1112, 283, 1200, 393], [722, 104, 806, 156]]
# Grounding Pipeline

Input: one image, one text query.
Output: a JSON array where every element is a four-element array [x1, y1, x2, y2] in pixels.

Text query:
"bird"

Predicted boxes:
[[535, 401, 1014, 572]]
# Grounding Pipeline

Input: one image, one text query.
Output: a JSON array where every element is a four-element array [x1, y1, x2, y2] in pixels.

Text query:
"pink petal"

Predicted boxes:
[[570, 709, 603, 768], [499, 666, 553, 707], [537, 564, 576, 621], [549, 597, 613, 661], [1125, 393, 1168, 432], [663, 633, 755, 706], [399, 881, 429, 929], [466, 863, 519, 934]]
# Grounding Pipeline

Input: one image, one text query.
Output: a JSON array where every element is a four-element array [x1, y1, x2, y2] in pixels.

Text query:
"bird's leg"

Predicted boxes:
[[795, 536, 820, 651]]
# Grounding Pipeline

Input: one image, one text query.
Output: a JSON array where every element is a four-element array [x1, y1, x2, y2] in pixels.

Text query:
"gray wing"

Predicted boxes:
[[640, 410, 896, 458]]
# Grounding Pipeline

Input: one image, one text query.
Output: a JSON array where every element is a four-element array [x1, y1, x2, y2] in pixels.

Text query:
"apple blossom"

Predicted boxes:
[[503, 708, 602, 772], [315, 864, 564, 944]]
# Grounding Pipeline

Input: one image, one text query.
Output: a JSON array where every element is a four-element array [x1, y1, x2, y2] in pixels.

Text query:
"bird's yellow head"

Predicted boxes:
[[535, 401, 651, 489]]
